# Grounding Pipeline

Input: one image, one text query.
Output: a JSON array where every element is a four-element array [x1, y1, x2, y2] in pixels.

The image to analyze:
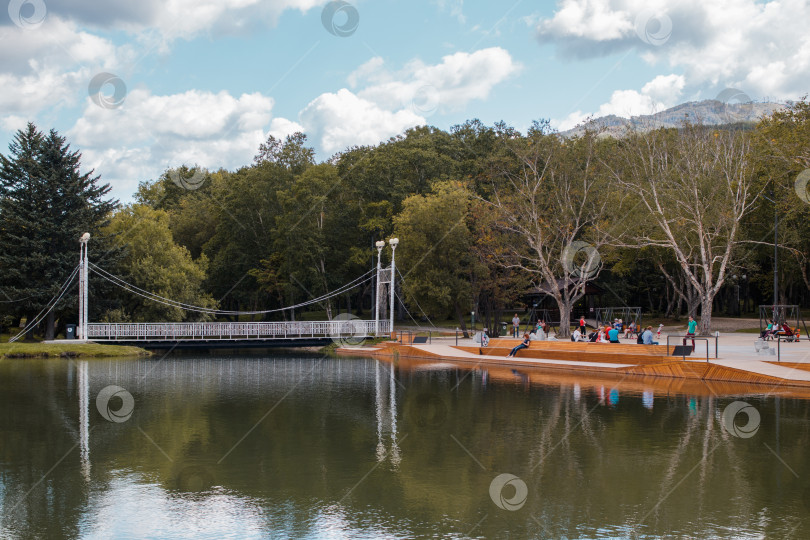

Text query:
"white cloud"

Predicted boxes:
[[300, 47, 520, 153], [553, 73, 685, 130], [67, 89, 277, 197], [352, 48, 520, 114], [537, 0, 810, 100], [434, 0, 466, 24], [10, 0, 331, 41], [0, 16, 136, 122], [299, 89, 425, 153], [267, 117, 306, 140], [537, 0, 633, 42]]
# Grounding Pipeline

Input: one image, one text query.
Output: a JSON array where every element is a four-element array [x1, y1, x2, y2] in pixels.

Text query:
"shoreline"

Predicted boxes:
[[0, 342, 152, 358], [337, 334, 810, 391]]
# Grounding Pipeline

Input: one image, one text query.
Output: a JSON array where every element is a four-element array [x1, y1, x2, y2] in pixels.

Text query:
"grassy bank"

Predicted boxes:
[[0, 342, 151, 358]]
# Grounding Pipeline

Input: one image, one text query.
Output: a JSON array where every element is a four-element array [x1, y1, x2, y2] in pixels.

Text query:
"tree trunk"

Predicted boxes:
[[454, 302, 469, 338], [698, 294, 714, 335], [45, 311, 55, 341], [555, 297, 573, 338]]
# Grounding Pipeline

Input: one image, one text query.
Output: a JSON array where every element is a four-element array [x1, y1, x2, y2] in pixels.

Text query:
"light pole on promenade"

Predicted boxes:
[[78, 233, 90, 340], [374, 240, 385, 336], [389, 238, 399, 338]]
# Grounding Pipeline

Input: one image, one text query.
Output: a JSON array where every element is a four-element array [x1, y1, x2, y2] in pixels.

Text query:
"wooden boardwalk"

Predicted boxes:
[[339, 336, 810, 390]]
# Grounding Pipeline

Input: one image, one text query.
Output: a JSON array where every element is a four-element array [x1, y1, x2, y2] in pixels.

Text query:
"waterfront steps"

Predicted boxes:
[[460, 338, 670, 365]]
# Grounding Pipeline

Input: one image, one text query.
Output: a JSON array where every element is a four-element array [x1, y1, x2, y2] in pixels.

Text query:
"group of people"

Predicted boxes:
[[511, 314, 551, 340], [570, 323, 663, 345], [506, 315, 671, 357], [760, 319, 793, 339]]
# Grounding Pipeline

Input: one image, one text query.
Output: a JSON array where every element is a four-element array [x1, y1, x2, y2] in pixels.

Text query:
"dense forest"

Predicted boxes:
[[1, 100, 809, 338]]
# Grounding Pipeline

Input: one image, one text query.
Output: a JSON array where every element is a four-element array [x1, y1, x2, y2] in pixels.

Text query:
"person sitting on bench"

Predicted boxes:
[[624, 321, 636, 339], [508, 333, 531, 357], [760, 319, 773, 339], [642, 326, 659, 345]]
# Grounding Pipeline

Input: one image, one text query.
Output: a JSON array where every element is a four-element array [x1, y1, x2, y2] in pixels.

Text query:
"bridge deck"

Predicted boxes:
[[87, 320, 389, 343]]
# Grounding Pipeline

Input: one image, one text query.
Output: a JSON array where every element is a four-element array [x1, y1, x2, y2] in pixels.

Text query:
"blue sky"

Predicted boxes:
[[1, 0, 807, 201]]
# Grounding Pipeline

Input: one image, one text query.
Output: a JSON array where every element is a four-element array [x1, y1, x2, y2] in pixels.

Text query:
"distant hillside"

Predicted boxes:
[[559, 100, 786, 138]]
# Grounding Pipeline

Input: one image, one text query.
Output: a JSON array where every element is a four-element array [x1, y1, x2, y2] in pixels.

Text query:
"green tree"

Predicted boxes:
[[609, 125, 763, 333], [102, 205, 216, 322], [393, 181, 479, 335], [752, 99, 810, 297], [486, 124, 615, 337], [0, 123, 116, 339]]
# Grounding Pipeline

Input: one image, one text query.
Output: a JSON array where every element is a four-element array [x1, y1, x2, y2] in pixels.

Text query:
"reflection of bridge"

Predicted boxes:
[[87, 320, 391, 349]]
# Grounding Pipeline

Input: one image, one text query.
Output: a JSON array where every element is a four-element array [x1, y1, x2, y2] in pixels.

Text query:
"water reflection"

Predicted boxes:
[[0, 354, 808, 539]]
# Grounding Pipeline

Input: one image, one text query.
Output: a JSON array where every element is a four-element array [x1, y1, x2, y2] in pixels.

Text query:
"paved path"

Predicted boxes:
[[709, 359, 810, 382], [411, 344, 634, 369]]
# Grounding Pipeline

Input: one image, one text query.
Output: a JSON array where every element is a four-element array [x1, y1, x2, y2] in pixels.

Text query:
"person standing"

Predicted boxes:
[[579, 316, 586, 335], [684, 316, 697, 350], [512, 314, 520, 338]]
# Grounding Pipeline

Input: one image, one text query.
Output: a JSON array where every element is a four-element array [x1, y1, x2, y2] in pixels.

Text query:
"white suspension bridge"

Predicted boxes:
[[16, 234, 402, 349]]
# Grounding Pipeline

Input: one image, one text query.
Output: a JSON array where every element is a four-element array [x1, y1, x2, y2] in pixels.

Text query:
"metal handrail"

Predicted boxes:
[[86, 320, 391, 341], [665, 334, 718, 362], [396, 330, 434, 344]]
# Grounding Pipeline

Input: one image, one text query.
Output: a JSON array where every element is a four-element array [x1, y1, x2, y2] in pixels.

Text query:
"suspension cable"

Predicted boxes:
[[9, 265, 80, 342], [396, 268, 438, 329], [89, 262, 374, 316]]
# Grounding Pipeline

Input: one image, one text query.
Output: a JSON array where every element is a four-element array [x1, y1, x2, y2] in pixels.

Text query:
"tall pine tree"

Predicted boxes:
[[0, 123, 117, 339]]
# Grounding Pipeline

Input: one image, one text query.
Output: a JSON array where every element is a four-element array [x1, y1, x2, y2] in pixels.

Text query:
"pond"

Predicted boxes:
[[1, 353, 808, 539]]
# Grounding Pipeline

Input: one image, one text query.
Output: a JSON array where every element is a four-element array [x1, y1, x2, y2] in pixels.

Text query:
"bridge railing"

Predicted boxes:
[[87, 320, 391, 341]]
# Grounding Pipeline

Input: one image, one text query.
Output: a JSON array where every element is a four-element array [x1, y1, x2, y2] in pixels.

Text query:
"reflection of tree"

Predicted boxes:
[[2, 358, 810, 538]]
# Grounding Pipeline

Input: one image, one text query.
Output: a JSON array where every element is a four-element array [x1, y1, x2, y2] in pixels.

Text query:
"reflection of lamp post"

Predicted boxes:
[[78, 233, 90, 340], [374, 241, 385, 336], [389, 238, 399, 337]]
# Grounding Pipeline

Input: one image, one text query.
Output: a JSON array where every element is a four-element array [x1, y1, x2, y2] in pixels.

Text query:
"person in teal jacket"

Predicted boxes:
[[684, 316, 697, 350]]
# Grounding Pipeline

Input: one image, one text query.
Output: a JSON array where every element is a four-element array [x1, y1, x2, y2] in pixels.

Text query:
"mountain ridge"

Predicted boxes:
[[559, 99, 787, 137]]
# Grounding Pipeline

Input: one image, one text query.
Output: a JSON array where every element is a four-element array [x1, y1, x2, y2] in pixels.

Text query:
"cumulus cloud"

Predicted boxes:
[[300, 47, 520, 152], [299, 89, 425, 153], [554, 73, 685, 130], [67, 89, 277, 197], [1, 0, 331, 41], [537, 0, 810, 100]]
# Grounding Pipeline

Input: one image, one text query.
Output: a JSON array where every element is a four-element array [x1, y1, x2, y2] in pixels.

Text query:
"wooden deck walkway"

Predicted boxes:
[[339, 336, 810, 390]]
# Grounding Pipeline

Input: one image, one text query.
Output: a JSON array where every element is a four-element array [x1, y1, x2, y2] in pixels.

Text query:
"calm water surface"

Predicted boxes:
[[1, 353, 809, 539]]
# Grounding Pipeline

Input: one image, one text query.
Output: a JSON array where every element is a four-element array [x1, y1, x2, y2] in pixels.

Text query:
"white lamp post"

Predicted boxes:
[[78, 233, 90, 340], [389, 238, 399, 337], [374, 240, 385, 336]]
